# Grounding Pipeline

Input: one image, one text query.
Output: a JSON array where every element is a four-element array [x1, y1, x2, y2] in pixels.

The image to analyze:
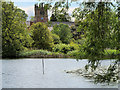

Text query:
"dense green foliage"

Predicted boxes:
[[53, 44, 73, 54], [52, 42, 79, 54], [73, 1, 120, 83], [30, 22, 53, 50], [2, 2, 33, 58], [70, 25, 83, 40], [50, 1, 71, 22], [19, 49, 69, 58], [52, 23, 72, 44], [52, 33, 61, 44], [115, 2, 120, 60], [68, 49, 120, 59], [19, 49, 53, 57]]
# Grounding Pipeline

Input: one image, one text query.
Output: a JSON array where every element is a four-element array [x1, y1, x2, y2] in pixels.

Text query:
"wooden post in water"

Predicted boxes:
[[42, 59, 45, 75]]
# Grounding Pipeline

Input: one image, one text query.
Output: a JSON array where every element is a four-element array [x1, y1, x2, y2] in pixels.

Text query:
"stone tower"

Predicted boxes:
[[34, 3, 48, 22]]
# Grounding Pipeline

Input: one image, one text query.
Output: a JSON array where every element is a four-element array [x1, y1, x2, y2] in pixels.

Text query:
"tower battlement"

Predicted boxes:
[[34, 3, 48, 23]]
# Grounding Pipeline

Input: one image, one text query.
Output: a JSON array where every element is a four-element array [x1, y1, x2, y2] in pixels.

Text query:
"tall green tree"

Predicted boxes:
[[75, 1, 119, 83], [115, 1, 120, 58], [50, 1, 71, 22], [30, 22, 53, 50], [52, 23, 72, 44], [2, 2, 33, 58]]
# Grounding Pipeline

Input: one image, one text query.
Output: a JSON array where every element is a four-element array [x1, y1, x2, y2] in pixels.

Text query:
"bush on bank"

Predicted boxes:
[[52, 34, 61, 44], [18, 49, 69, 58], [67, 49, 120, 59], [52, 42, 79, 54]]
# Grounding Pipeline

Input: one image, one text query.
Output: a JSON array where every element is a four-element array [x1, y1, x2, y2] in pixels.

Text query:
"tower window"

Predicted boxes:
[[40, 11, 44, 15]]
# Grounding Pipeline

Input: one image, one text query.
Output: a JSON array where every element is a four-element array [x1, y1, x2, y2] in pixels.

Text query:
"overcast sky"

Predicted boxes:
[[9, 0, 81, 21], [9, 0, 116, 21]]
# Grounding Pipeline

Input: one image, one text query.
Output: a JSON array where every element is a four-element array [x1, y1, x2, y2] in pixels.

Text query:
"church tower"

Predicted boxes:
[[34, 3, 48, 22]]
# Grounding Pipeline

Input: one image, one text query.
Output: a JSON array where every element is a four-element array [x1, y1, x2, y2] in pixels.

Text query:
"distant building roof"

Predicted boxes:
[[50, 22, 75, 27]]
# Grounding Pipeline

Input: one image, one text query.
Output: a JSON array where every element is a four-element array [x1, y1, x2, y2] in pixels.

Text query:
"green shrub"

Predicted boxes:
[[52, 34, 61, 44], [67, 49, 86, 59], [67, 49, 120, 59], [52, 23, 72, 44], [52, 43, 77, 54], [30, 22, 53, 50], [69, 41, 79, 50], [19, 49, 52, 57], [67, 50, 79, 57], [104, 49, 120, 55], [70, 25, 76, 32], [19, 49, 68, 58]]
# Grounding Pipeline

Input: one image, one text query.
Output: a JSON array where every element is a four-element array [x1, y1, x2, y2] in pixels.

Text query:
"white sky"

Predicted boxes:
[[9, 0, 80, 21], [9, 0, 117, 21]]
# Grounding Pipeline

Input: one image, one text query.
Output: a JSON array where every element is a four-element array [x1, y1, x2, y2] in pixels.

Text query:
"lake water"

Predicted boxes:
[[0, 60, 2, 90], [1, 58, 118, 88]]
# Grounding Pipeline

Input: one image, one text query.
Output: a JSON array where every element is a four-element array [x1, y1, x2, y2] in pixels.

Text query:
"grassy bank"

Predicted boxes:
[[18, 49, 119, 59], [19, 49, 70, 58], [67, 49, 120, 59]]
